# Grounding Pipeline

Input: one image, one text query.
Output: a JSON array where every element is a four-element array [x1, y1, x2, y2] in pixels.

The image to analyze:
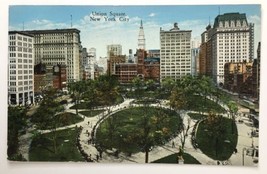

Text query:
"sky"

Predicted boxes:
[[9, 5, 261, 59]]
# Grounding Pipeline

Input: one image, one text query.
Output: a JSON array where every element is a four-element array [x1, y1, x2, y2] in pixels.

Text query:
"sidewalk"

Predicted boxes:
[[18, 98, 258, 166], [78, 101, 258, 166]]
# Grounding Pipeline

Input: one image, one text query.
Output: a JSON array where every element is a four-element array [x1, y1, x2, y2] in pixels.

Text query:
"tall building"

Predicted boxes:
[[199, 24, 212, 76], [8, 31, 34, 106], [138, 20, 146, 50], [208, 13, 253, 84], [97, 57, 108, 73], [22, 28, 82, 83], [81, 48, 90, 80], [88, 48, 96, 80], [251, 42, 260, 99], [191, 48, 200, 76], [107, 44, 122, 58], [128, 49, 134, 63], [160, 23, 192, 81]]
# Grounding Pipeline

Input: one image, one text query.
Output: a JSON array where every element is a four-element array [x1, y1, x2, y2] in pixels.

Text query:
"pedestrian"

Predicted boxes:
[[234, 148, 237, 153], [88, 121, 90, 125], [89, 154, 92, 161], [172, 141, 175, 148], [96, 154, 99, 161], [99, 150, 103, 159]]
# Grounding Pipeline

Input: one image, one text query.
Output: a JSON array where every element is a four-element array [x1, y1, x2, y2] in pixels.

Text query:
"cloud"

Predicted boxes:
[[18, 19, 69, 31], [149, 13, 156, 17], [9, 13, 261, 59]]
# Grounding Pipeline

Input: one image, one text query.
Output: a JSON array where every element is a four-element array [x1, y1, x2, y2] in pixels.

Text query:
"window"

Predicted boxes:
[[10, 64, 16, 69], [10, 82, 16, 86], [10, 76, 16, 80], [10, 59, 16, 63], [10, 70, 16, 74]]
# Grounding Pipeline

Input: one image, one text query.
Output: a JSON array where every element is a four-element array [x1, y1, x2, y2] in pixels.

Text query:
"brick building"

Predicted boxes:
[[224, 62, 253, 93]]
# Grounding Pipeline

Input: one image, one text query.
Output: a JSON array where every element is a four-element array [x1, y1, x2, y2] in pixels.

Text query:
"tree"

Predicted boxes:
[[169, 86, 187, 113], [95, 75, 119, 109], [8, 106, 27, 160], [68, 80, 87, 115], [178, 117, 192, 150], [132, 77, 144, 100], [138, 110, 154, 163], [31, 88, 64, 153], [83, 79, 97, 117], [227, 101, 238, 134], [205, 112, 225, 158], [161, 77, 175, 95]]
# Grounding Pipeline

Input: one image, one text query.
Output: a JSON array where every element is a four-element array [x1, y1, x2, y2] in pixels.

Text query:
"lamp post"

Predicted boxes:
[[242, 147, 247, 166]]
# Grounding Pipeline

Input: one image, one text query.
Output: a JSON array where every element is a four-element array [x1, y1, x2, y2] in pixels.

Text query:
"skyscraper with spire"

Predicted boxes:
[[138, 20, 146, 49]]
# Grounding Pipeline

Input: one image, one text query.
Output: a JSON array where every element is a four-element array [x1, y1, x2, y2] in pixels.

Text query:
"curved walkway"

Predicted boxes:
[[18, 98, 258, 166]]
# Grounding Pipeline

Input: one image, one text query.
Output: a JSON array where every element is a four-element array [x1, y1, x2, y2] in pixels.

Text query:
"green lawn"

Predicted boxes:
[[29, 128, 84, 161], [79, 109, 105, 117], [186, 95, 226, 113], [152, 153, 201, 164], [70, 95, 124, 109], [187, 113, 207, 120], [96, 107, 182, 154], [195, 117, 238, 160], [38, 112, 83, 130]]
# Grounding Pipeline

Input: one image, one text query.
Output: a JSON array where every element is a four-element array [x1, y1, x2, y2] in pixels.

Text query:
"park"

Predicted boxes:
[[8, 75, 259, 165]]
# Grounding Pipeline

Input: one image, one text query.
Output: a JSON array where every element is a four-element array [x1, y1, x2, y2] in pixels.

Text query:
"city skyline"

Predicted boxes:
[[9, 5, 261, 58], [3, 1, 267, 174]]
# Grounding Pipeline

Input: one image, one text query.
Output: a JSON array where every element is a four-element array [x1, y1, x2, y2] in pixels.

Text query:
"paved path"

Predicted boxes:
[[18, 98, 258, 166]]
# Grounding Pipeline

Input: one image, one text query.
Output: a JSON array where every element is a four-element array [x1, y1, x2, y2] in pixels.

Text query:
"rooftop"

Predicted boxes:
[[213, 12, 248, 28]]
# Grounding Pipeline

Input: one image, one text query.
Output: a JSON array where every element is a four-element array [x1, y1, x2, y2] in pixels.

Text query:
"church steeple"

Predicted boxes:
[[138, 20, 146, 49]]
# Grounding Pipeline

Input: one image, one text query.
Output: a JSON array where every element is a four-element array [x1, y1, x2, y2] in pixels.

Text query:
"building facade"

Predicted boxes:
[[81, 48, 90, 80], [147, 49, 160, 58], [23, 28, 82, 83], [160, 23, 192, 81], [107, 55, 126, 75], [8, 31, 34, 106], [209, 13, 253, 85], [115, 63, 138, 84], [224, 62, 253, 93], [88, 48, 96, 80], [191, 48, 200, 76], [251, 42, 260, 99], [107, 44, 122, 58], [115, 49, 160, 84]]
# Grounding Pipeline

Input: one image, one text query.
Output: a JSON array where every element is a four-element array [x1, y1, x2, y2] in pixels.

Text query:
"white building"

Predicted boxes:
[[107, 44, 122, 58], [138, 20, 146, 50], [88, 47, 96, 80], [160, 23, 192, 81], [23, 28, 82, 83], [209, 12, 254, 84], [8, 31, 34, 106], [97, 57, 108, 73]]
